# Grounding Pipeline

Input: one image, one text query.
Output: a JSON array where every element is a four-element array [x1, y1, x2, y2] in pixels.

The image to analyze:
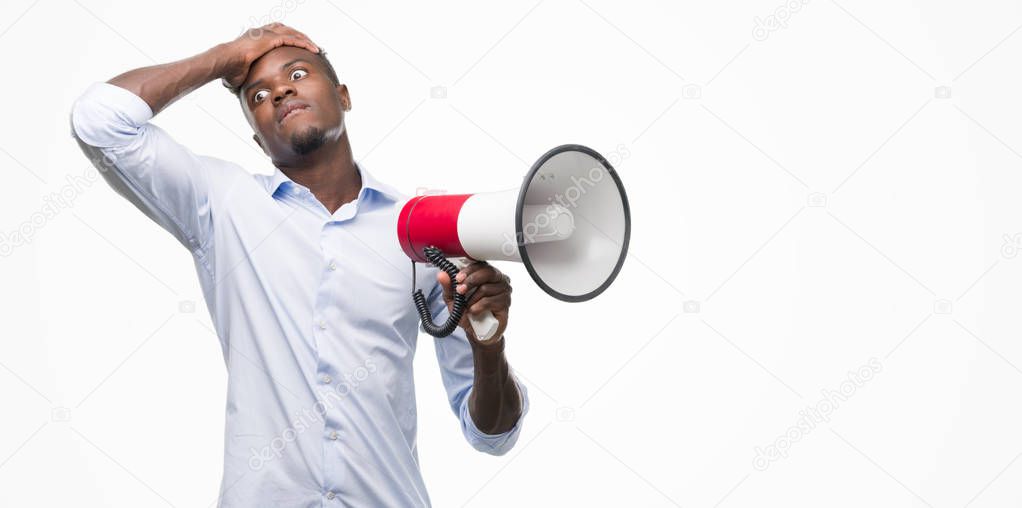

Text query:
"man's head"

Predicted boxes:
[[230, 46, 350, 164]]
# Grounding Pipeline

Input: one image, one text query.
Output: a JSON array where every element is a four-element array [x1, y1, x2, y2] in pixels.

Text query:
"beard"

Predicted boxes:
[[290, 125, 327, 156]]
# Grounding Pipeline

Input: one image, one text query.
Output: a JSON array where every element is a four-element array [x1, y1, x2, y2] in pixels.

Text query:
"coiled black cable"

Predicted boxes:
[[412, 246, 467, 338]]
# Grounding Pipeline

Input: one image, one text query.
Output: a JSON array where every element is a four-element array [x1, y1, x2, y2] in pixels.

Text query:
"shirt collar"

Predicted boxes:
[[262, 160, 402, 202]]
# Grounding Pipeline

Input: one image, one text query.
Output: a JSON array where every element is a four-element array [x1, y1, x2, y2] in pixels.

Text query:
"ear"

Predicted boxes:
[[252, 134, 268, 155], [336, 84, 351, 112]]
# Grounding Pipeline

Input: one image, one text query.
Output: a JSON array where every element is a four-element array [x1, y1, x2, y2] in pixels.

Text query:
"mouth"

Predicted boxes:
[[278, 101, 311, 125]]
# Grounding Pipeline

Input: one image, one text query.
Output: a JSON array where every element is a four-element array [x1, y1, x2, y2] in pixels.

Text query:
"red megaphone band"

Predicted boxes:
[[397, 194, 473, 263]]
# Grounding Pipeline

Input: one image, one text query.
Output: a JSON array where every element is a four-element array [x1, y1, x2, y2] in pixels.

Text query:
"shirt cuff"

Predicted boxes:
[[459, 373, 530, 456]]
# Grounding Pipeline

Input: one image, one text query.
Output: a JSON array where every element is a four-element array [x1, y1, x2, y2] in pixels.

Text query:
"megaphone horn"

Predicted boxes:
[[397, 144, 631, 341]]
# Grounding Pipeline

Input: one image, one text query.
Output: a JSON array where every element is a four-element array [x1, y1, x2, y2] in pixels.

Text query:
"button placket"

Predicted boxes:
[[317, 225, 345, 500]]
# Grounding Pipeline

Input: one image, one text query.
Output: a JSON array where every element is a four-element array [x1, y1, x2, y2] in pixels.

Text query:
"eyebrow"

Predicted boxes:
[[243, 58, 312, 95]]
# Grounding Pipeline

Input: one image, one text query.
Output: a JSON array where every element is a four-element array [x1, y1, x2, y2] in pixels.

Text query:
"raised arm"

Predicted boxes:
[[68, 24, 318, 256], [432, 262, 529, 456], [107, 23, 319, 114]]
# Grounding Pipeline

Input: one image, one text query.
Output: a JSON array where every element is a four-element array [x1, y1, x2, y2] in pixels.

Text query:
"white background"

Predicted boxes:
[[3, 0, 1022, 506]]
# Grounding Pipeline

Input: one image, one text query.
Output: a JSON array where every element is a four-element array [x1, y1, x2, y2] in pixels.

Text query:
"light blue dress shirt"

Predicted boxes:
[[70, 82, 529, 507]]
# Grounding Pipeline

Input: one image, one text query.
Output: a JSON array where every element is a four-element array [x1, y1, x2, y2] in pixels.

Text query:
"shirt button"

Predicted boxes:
[[321, 375, 332, 384], [326, 491, 336, 500], [328, 261, 337, 271], [317, 320, 327, 330], [329, 430, 338, 440]]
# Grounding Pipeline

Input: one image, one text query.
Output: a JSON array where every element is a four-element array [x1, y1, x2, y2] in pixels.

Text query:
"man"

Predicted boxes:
[[70, 22, 528, 507]]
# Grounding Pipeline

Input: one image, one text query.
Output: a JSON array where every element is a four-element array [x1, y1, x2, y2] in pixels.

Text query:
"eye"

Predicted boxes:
[[253, 90, 270, 103], [290, 68, 308, 81]]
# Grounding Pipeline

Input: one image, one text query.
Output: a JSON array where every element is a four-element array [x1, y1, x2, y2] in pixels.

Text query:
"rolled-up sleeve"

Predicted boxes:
[[69, 81, 233, 262], [428, 277, 530, 456]]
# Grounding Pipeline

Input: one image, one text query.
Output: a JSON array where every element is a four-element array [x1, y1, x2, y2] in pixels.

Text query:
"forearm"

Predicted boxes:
[[107, 44, 233, 115], [467, 336, 523, 435]]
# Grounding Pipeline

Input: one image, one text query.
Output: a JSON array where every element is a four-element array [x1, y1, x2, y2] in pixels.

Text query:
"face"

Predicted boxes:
[[239, 46, 350, 163]]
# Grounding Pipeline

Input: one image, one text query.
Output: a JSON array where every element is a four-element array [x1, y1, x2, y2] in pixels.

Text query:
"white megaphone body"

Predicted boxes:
[[397, 144, 631, 342]]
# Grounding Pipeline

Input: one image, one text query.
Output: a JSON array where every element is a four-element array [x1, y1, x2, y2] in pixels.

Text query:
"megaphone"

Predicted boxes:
[[397, 144, 631, 341]]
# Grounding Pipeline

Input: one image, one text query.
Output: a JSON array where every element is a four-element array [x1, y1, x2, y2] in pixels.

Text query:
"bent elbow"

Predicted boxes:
[[69, 82, 150, 149], [471, 435, 518, 457]]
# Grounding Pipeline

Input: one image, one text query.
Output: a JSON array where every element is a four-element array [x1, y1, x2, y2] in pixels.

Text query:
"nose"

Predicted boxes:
[[272, 83, 296, 105]]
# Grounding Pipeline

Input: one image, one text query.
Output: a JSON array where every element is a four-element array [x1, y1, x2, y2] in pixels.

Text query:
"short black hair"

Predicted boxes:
[[225, 48, 340, 98]]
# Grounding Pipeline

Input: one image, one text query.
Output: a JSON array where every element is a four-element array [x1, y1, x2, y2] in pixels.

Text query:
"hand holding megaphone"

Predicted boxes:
[[398, 144, 631, 341], [435, 258, 508, 343]]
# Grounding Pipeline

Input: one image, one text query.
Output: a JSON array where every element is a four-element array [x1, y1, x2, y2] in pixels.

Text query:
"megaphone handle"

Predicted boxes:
[[449, 257, 501, 343]]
